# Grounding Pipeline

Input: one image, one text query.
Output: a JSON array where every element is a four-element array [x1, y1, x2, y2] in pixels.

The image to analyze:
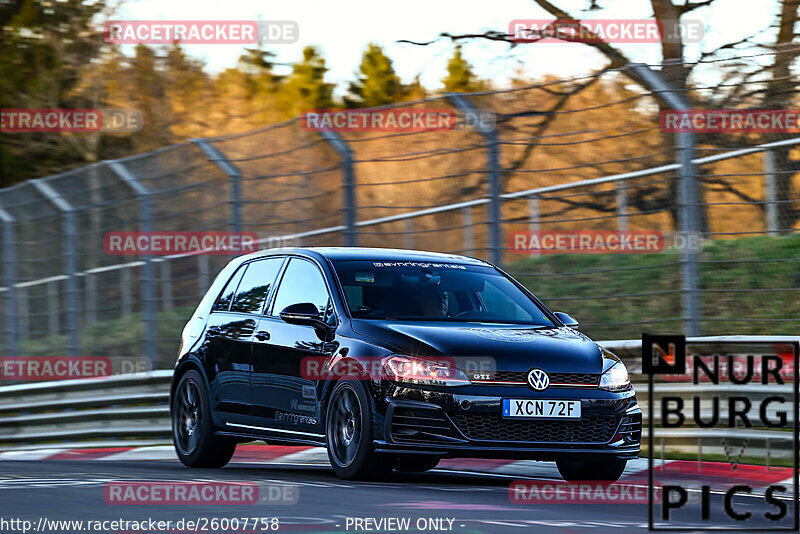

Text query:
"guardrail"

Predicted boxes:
[[0, 337, 795, 462], [600, 335, 800, 373], [0, 371, 172, 451]]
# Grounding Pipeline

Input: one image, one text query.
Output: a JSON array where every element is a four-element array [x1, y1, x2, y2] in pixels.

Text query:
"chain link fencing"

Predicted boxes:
[[1, 47, 799, 368]]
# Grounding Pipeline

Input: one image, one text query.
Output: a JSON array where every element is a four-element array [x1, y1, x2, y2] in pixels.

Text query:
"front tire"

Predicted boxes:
[[172, 370, 236, 468], [325, 376, 392, 480], [556, 457, 627, 482]]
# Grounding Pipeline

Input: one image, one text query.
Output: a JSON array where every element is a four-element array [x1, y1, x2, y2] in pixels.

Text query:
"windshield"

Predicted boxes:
[[332, 260, 556, 325]]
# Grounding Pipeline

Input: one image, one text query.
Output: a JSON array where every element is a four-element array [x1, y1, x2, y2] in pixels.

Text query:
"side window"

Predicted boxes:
[[229, 258, 284, 314], [271, 258, 331, 317], [212, 266, 246, 312]]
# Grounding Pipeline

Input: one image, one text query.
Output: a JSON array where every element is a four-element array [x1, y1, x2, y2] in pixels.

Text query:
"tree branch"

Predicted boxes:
[[679, 0, 716, 14]]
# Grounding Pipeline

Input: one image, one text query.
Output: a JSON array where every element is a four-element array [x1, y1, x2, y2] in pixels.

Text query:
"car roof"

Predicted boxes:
[[239, 247, 490, 266]]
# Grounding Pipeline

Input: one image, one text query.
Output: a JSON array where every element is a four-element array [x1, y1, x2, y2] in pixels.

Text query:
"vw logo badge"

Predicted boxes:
[[527, 368, 550, 391]]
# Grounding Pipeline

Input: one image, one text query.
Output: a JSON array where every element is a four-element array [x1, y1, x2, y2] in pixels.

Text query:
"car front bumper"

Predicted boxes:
[[375, 384, 642, 461]]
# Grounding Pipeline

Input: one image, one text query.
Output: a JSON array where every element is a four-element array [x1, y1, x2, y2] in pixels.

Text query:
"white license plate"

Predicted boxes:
[[502, 399, 581, 419]]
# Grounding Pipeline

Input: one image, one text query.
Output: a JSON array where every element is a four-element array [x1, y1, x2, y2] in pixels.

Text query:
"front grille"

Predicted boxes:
[[390, 406, 462, 443], [616, 413, 642, 443], [449, 413, 619, 443], [470, 371, 599, 386], [550, 373, 600, 385]]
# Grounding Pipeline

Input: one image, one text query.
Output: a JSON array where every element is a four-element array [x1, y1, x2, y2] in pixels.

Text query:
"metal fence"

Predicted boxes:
[[2, 47, 800, 368]]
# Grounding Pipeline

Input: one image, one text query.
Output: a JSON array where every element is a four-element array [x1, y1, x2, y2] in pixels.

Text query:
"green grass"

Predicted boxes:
[[507, 233, 800, 340], [13, 233, 800, 367], [18, 305, 195, 369]]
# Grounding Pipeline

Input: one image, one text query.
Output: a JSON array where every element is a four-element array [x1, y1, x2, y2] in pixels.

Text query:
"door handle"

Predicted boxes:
[[255, 331, 270, 341]]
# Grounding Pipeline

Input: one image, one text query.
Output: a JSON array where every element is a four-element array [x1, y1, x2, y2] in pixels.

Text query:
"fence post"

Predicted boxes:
[[192, 138, 243, 234], [630, 64, 702, 337], [48, 280, 60, 334], [319, 131, 357, 246], [448, 93, 503, 266], [121, 267, 132, 317], [527, 196, 541, 257], [764, 150, 779, 236], [160, 260, 173, 311], [107, 161, 157, 365], [528, 195, 540, 233], [0, 205, 19, 355], [31, 180, 80, 356], [198, 255, 210, 297], [616, 182, 629, 231], [697, 437, 702, 471], [462, 207, 474, 254], [17, 287, 28, 342], [404, 219, 414, 250], [85, 273, 96, 326]]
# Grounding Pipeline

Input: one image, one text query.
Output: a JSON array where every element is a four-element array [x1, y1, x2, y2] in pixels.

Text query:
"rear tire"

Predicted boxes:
[[395, 455, 440, 473], [556, 457, 627, 482], [172, 370, 236, 468], [325, 376, 393, 480]]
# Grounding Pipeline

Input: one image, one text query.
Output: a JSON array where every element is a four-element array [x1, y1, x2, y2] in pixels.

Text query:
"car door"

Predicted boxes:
[[204, 257, 284, 429], [204, 264, 253, 426], [251, 257, 336, 435]]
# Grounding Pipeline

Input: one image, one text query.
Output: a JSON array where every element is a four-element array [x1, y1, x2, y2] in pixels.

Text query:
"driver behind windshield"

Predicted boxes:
[[411, 284, 449, 317], [334, 260, 555, 326]]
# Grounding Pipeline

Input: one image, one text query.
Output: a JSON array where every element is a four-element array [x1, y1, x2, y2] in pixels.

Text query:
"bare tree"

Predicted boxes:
[[400, 0, 800, 231]]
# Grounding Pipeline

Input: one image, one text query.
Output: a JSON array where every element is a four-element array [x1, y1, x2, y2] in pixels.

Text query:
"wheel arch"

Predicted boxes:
[[319, 357, 371, 414], [319, 357, 385, 440], [170, 357, 209, 406]]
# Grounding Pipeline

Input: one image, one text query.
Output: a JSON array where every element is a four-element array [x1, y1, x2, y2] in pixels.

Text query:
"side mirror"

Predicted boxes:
[[554, 311, 579, 328], [280, 302, 329, 330]]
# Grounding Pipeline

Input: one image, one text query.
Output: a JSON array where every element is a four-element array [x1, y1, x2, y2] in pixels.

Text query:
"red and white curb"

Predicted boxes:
[[0, 444, 652, 475], [0, 445, 793, 490]]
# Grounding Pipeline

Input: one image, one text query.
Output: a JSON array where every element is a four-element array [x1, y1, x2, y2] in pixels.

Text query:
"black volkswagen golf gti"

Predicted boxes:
[[171, 247, 641, 480]]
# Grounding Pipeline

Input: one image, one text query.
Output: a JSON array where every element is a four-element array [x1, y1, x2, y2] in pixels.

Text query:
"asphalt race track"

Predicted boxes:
[[0, 457, 794, 533]]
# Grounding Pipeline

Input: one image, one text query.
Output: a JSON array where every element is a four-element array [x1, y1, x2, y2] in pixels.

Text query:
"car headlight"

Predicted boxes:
[[382, 355, 471, 386], [599, 362, 631, 391]]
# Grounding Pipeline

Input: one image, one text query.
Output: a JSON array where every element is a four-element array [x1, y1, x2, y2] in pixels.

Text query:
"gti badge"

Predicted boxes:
[[527, 368, 550, 391]]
